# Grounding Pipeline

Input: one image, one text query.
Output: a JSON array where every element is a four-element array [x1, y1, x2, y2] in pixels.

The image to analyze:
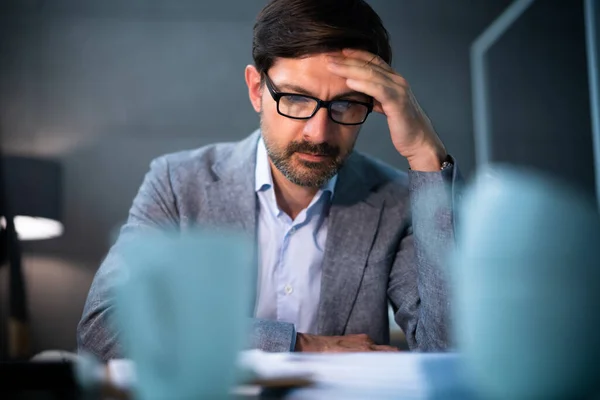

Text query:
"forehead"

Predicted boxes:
[[268, 52, 348, 91]]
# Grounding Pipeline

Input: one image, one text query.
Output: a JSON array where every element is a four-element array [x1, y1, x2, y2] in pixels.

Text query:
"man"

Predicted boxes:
[[78, 0, 459, 360]]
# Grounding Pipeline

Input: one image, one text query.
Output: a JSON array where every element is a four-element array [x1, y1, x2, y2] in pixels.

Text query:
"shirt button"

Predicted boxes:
[[284, 285, 293, 295], [289, 227, 296, 234]]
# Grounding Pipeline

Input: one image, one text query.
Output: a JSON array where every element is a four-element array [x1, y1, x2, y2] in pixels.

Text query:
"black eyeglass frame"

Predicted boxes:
[[263, 73, 374, 126]]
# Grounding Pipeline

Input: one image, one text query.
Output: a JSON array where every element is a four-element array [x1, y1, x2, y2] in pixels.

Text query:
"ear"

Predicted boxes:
[[245, 65, 262, 113]]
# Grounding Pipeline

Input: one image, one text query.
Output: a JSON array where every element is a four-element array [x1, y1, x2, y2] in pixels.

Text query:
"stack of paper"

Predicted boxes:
[[106, 351, 474, 399], [240, 350, 473, 399]]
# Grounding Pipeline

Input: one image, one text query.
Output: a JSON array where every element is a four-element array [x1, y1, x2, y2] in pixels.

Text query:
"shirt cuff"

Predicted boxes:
[[290, 325, 297, 352]]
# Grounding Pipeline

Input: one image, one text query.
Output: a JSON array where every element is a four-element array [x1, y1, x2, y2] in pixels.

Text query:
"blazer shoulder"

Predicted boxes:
[[152, 140, 238, 183]]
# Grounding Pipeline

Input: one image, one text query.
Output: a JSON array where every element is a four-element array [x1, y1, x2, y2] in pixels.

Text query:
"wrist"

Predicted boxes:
[[294, 332, 306, 352], [406, 145, 447, 172]]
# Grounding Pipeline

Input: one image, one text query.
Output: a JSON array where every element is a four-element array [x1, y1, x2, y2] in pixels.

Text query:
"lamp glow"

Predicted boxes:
[[0, 216, 64, 240]]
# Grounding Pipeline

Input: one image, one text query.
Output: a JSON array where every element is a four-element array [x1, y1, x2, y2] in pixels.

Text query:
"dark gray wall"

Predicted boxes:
[[489, 0, 595, 196], [7, 0, 588, 357]]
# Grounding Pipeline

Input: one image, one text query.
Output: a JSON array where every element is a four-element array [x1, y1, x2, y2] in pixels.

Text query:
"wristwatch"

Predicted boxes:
[[441, 155, 453, 171]]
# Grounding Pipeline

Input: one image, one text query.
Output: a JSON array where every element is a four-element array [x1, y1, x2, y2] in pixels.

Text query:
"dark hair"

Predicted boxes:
[[252, 0, 392, 75]]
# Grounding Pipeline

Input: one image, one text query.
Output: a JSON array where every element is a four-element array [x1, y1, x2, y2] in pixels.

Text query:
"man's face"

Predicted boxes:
[[246, 53, 369, 188]]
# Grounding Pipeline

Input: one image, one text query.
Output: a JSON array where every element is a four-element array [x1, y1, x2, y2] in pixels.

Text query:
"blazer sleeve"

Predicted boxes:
[[387, 157, 461, 351], [77, 157, 296, 361]]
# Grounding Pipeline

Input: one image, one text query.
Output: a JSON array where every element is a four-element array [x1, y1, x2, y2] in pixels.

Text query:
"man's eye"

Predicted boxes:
[[286, 95, 311, 104], [331, 101, 353, 112]]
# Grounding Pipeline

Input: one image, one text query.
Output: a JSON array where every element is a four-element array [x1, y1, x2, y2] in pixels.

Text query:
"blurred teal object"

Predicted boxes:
[[452, 165, 600, 399], [113, 229, 253, 400]]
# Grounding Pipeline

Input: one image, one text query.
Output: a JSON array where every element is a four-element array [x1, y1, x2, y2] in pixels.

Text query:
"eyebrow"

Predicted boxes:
[[276, 82, 368, 101]]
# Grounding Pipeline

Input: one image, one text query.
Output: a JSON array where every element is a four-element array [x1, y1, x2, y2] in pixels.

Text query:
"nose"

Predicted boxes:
[[303, 106, 333, 143]]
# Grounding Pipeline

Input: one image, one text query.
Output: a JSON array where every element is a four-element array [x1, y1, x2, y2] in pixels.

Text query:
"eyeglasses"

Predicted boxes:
[[263, 74, 373, 126]]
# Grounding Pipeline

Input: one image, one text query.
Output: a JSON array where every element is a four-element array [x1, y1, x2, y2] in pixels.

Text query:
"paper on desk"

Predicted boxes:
[[106, 350, 312, 389], [241, 350, 423, 393], [107, 350, 468, 399], [107, 359, 137, 390], [240, 350, 472, 399]]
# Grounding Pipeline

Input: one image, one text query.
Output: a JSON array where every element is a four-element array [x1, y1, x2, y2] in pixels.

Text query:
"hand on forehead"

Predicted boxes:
[[268, 52, 370, 100]]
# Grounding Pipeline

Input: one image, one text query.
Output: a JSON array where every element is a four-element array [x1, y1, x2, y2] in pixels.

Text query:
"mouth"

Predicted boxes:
[[296, 152, 331, 162]]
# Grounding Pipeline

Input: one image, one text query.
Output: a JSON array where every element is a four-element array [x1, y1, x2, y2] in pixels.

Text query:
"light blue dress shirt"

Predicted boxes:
[[254, 138, 337, 335]]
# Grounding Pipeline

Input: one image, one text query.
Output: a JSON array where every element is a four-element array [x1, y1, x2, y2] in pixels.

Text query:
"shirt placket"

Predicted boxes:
[[276, 209, 308, 324]]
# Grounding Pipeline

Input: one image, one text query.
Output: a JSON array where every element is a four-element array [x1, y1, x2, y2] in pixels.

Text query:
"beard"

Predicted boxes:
[[260, 118, 351, 188]]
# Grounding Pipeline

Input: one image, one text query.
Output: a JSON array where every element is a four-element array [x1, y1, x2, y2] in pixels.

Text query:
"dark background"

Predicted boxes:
[[0, 0, 595, 357]]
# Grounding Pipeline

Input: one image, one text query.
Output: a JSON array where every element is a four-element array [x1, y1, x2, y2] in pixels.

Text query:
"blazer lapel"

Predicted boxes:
[[201, 132, 260, 315], [317, 154, 384, 335], [202, 131, 260, 238]]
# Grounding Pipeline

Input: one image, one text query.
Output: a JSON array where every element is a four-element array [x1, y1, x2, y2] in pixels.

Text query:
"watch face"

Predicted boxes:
[[441, 161, 453, 170]]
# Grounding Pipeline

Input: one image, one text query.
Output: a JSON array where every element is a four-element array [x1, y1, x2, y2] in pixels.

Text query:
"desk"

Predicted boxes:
[[252, 352, 476, 400], [0, 353, 476, 400]]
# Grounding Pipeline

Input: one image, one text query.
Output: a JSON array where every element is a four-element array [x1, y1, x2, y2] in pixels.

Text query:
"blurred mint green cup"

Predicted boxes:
[[452, 166, 600, 399], [113, 229, 254, 400]]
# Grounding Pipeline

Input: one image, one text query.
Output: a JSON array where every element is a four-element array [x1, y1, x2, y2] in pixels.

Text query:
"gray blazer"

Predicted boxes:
[[78, 131, 459, 361]]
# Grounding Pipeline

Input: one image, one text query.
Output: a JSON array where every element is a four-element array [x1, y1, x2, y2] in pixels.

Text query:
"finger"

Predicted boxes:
[[370, 345, 399, 352], [341, 48, 393, 72], [353, 333, 375, 345], [328, 57, 405, 86], [328, 342, 363, 353], [337, 337, 365, 348], [342, 77, 395, 114], [328, 54, 390, 71], [327, 61, 393, 86]]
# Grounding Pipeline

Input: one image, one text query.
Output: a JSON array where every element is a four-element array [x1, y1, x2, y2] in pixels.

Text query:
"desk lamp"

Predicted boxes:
[[0, 155, 63, 360]]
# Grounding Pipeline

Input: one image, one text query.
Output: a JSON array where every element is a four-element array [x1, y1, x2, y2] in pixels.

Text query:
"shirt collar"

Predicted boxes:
[[255, 137, 337, 197]]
